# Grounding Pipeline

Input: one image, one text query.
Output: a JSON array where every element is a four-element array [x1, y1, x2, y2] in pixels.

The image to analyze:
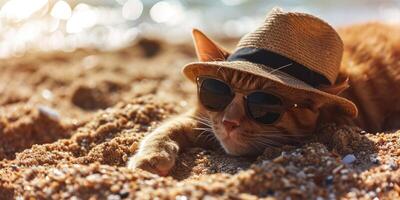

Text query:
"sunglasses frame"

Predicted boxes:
[[196, 75, 301, 125]]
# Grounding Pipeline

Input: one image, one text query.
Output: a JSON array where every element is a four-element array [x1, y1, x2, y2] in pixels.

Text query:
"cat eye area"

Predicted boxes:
[[196, 76, 301, 125]]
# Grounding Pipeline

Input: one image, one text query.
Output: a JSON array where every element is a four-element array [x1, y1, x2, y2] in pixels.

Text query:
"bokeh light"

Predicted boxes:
[[150, 0, 184, 24], [66, 4, 97, 34], [122, 0, 143, 21], [50, 0, 72, 20], [0, 0, 48, 22], [0, 0, 398, 58], [221, 0, 247, 6], [115, 0, 128, 6]]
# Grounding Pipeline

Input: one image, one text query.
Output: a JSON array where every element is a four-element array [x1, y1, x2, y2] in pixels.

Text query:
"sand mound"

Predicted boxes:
[[0, 96, 398, 199], [0, 105, 72, 160], [0, 28, 399, 199]]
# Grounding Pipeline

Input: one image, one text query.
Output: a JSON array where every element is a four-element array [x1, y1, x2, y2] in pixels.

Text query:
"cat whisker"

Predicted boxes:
[[191, 115, 211, 122], [193, 128, 214, 133], [255, 135, 306, 145], [254, 129, 310, 137], [266, 134, 308, 138], [252, 140, 273, 150], [268, 63, 293, 75], [248, 142, 263, 152], [245, 131, 283, 137], [193, 127, 213, 130], [255, 130, 283, 134], [249, 133, 304, 142], [195, 130, 213, 144], [255, 133, 306, 137], [217, 145, 226, 153], [197, 130, 208, 136], [252, 138, 282, 148], [191, 118, 212, 128], [192, 114, 210, 120], [191, 115, 212, 125], [205, 134, 217, 143], [252, 134, 283, 144], [196, 131, 217, 146]]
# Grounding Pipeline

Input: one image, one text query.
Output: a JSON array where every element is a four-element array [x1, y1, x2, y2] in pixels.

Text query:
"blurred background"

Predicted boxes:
[[0, 0, 399, 58]]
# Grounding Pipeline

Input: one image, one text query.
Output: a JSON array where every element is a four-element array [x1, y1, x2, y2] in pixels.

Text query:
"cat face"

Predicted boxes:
[[191, 29, 345, 155], [199, 70, 320, 155]]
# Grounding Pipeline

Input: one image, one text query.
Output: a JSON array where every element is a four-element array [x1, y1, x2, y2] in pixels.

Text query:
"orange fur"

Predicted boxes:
[[128, 23, 400, 176], [334, 23, 400, 132]]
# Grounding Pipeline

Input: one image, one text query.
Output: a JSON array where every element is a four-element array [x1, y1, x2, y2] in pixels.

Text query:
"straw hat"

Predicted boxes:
[[182, 8, 358, 117]]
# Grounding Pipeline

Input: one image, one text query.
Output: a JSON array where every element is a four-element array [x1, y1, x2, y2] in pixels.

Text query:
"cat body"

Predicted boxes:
[[128, 23, 400, 176], [335, 23, 400, 132]]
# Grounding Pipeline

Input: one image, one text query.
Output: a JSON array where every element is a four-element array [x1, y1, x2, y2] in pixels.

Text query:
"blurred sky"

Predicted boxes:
[[0, 0, 399, 58]]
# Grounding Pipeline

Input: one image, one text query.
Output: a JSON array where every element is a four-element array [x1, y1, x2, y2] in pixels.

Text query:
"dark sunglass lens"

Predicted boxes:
[[199, 78, 233, 111], [246, 92, 282, 124]]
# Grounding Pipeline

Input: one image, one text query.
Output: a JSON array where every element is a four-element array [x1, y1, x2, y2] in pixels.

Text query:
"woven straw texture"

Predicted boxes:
[[236, 8, 343, 84], [182, 8, 357, 117]]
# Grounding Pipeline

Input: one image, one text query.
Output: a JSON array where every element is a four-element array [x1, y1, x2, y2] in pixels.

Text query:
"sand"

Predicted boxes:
[[0, 34, 399, 199]]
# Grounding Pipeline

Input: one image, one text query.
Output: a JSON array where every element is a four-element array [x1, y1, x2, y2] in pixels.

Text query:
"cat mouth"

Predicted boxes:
[[219, 131, 263, 156], [219, 129, 241, 141], [221, 130, 248, 147], [221, 139, 250, 156]]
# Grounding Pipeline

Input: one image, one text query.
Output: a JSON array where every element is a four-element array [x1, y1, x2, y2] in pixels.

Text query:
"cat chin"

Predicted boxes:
[[213, 126, 259, 155], [219, 138, 253, 156], [221, 145, 247, 156], [222, 144, 260, 156]]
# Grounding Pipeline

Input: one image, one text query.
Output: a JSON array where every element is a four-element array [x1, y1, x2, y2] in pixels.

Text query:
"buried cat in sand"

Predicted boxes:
[[127, 9, 400, 176]]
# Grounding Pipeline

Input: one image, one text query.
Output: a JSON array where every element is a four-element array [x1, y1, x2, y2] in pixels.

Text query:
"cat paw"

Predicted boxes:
[[127, 150, 176, 176]]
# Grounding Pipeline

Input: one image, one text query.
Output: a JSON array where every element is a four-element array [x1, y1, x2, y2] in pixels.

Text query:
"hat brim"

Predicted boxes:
[[182, 60, 358, 117]]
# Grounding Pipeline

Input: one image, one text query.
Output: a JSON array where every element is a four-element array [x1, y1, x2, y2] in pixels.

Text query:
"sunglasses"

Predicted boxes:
[[196, 76, 301, 125]]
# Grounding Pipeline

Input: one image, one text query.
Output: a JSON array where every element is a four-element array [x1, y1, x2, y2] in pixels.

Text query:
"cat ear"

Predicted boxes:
[[192, 29, 230, 62], [318, 77, 350, 95], [305, 77, 350, 112]]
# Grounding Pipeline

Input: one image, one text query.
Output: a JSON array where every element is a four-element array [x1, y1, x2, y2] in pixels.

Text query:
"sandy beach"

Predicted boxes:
[[0, 25, 399, 199]]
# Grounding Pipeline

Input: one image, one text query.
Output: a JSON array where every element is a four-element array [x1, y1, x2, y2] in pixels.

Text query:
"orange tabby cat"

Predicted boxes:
[[127, 21, 400, 175], [329, 23, 400, 132], [128, 28, 326, 175]]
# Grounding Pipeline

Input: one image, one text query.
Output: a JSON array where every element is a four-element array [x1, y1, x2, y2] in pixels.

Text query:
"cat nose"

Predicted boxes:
[[222, 119, 240, 133]]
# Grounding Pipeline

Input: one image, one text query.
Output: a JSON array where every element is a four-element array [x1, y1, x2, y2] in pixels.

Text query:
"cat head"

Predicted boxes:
[[191, 29, 349, 155]]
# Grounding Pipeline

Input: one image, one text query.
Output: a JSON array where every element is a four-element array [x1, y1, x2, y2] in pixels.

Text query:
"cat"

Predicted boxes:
[[127, 22, 400, 176], [327, 23, 400, 132], [127, 28, 351, 176]]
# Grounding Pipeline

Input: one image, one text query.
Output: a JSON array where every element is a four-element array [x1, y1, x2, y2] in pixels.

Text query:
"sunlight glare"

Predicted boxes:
[[122, 0, 143, 21], [115, 0, 128, 6], [51, 0, 72, 20], [66, 4, 97, 34], [381, 7, 400, 24], [150, 0, 184, 24], [221, 0, 247, 6], [0, 0, 48, 22]]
